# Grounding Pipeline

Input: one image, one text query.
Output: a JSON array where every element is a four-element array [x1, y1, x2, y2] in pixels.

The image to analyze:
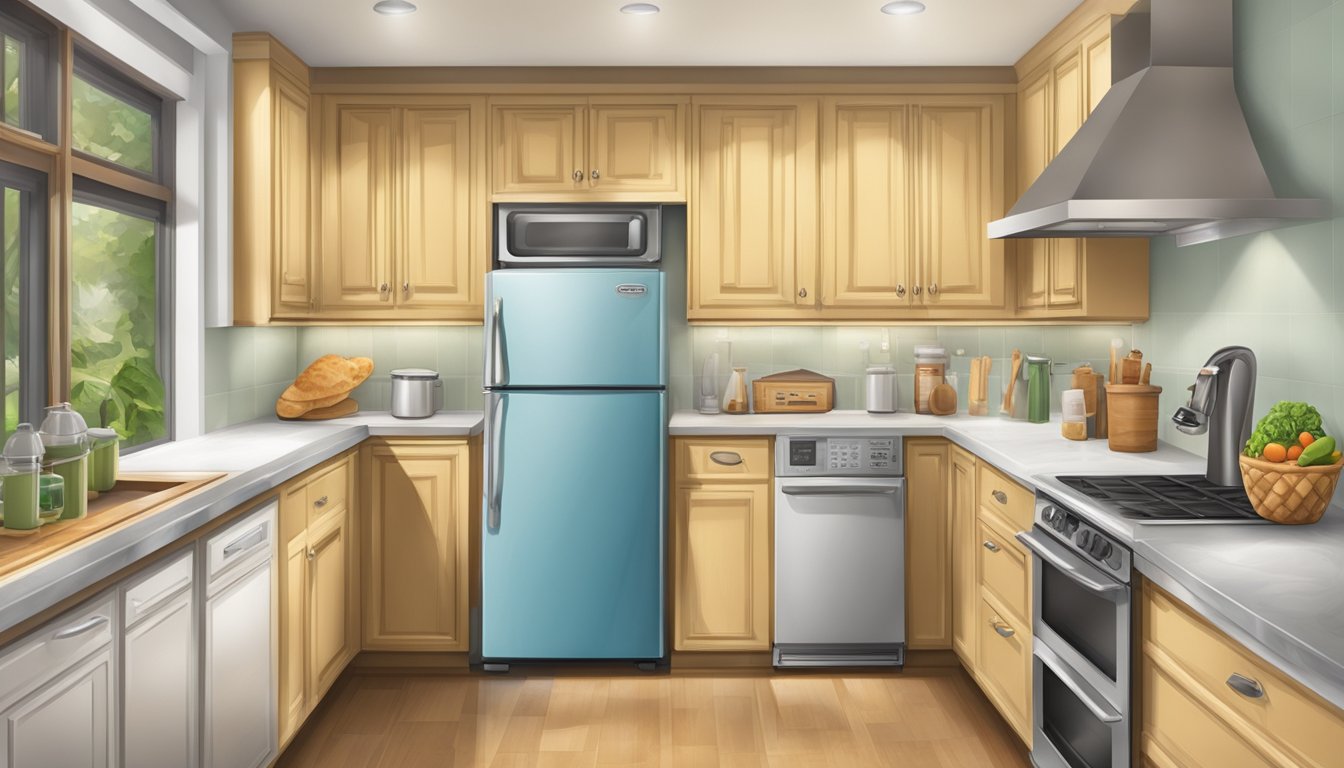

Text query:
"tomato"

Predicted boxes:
[[1300, 432, 1317, 448]]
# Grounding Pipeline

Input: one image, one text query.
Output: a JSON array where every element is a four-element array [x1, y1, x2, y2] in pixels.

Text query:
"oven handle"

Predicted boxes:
[[1016, 530, 1125, 596], [1035, 641, 1124, 724], [780, 486, 898, 496]]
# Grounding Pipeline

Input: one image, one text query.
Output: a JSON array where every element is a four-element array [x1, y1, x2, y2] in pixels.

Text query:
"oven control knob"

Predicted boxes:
[[1091, 538, 1113, 560], [1077, 529, 1092, 549], [1064, 517, 1079, 536]]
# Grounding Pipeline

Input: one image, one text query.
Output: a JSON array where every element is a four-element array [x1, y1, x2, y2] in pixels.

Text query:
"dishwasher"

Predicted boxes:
[[774, 434, 905, 668]]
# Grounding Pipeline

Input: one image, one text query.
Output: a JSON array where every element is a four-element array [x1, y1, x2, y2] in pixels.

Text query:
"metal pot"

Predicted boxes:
[[390, 369, 442, 419]]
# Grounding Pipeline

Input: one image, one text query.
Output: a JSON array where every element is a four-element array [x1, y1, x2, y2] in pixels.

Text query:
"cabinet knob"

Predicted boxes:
[[992, 490, 1008, 504], [982, 540, 1000, 553], [313, 495, 329, 509], [590, 169, 600, 181], [306, 548, 315, 562], [1226, 673, 1264, 699], [572, 169, 585, 182], [798, 288, 808, 299], [379, 282, 389, 295], [402, 281, 410, 297], [912, 285, 922, 296], [709, 451, 743, 466], [928, 282, 939, 296], [990, 619, 1015, 639], [896, 284, 906, 298]]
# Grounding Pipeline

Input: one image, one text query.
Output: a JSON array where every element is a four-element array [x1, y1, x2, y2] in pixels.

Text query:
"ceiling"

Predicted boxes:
[[215, 0, 1086, 68]]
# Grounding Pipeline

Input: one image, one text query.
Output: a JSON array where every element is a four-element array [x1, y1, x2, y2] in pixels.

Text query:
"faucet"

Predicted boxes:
[[1171, 346, 1257, 486]]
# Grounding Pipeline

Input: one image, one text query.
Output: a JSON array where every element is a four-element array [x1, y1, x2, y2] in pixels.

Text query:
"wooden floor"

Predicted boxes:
[[277, 666, 1030, 768]]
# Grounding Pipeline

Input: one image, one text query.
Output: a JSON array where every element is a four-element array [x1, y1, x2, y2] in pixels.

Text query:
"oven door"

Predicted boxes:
[[1032, 640, 1129, 768], [497, 205, 661, 265]]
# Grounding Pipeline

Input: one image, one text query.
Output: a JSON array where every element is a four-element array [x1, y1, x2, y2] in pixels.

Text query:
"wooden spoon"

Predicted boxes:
[[1001, 349, 1022, 415], [930, 382, 958, 416]]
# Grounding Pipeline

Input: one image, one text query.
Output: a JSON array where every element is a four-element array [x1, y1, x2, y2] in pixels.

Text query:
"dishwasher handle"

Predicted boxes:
[[780, 485, 899, 496]]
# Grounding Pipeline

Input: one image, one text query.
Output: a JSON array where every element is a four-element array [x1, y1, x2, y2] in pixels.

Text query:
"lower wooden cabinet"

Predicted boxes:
[[905, 438, 952, 649], [949, 446, 977, 666], [975, 592, 1032, 742], [361, 440, 474, 651], [672, 437, 773, 651]]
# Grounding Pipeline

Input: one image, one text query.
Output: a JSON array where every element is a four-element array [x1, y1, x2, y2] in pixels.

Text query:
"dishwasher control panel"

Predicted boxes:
[[776, 435, 904, 477]]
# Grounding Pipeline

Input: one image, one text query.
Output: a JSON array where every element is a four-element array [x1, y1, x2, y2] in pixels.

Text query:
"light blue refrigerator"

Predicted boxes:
[[482, 269, 666, 663]]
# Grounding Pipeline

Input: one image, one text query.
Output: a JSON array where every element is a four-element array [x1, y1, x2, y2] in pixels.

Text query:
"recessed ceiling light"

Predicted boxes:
[[620, 3, 660, 14], [372, 0, 417, 15], [880, 0, 926, 15]]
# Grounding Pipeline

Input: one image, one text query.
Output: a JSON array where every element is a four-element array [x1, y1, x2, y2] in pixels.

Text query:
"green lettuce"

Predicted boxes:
[[1245, 401, 1326, 457]]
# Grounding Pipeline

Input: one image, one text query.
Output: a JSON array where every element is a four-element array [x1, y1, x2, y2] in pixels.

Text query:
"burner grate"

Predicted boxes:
[[1056, 475, 1259, 520]]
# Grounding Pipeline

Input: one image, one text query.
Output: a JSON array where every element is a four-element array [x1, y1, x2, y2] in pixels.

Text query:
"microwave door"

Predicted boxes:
[[496, 205, 661, 265]]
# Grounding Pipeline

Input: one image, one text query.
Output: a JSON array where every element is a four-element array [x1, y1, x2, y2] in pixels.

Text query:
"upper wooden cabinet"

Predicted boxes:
[[490, 97, 687, 201], [319, 95, 486, 322], [1014, 17, 1149, 321], [233, 34, 315, 325]]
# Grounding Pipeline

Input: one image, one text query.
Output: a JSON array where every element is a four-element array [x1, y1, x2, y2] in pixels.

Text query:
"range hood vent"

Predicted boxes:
[[987, 0, 1328, 247]]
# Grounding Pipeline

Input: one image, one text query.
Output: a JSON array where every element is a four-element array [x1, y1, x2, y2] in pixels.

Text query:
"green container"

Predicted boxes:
[[88, 428, 119, 493], [45, 444, 87, 520], [1026, 355, 1051, 425], [1, 467, 41, 530], [39, 473, 64, 518]]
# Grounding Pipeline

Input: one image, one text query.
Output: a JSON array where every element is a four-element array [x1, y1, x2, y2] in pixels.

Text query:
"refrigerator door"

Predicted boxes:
[[482, 390, 665, 660], [485, 269, 664, 388]]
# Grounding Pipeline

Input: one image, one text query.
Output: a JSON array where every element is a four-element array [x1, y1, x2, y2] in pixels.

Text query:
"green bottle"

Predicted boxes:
[[1026, 355, 1051, 425]]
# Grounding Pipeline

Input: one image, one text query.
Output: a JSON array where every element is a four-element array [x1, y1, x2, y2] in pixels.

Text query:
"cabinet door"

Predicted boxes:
[[587, 100, 685, 198], [822, 100, 916, 309], [492, 103, 585, 195], [321, 104, 397, 310], [272, 72, 312, 317], [904, 439, 951, 650], [363, 442, 471, 651], [277, 483, 307, 744], [690, 98, 818, 318], [0, 646, 113, 768], [916, 99, 1004, 308], [124, 589, 196, 768], [674, 485, 771, 651], [976, 593, 1032, 745], [950, 447, 977, 666], [306, 513, 352, 702], [1016, 69, 1052, 310], [1049, 52, 1085, 310], [400, 105, 482, 313], [1083, 22, 1113, 114], [204, 562, 274, 768]]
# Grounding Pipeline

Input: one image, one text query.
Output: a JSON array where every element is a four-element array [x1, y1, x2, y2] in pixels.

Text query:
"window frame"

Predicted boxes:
[[0, 2, 58, 143], [0, 157, 48, 431], [71, 49, 166, 183]]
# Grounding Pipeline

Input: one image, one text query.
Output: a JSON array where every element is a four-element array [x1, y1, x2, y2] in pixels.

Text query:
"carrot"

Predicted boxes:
[[1288, 444, 1304, 462], [1263, 443, 1288, 462], [1300, 432, 1316, 448]]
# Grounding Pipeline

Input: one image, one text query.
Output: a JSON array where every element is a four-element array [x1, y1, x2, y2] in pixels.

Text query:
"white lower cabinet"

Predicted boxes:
[[121, 550, 196, 768], [0, 596, 116, 768]]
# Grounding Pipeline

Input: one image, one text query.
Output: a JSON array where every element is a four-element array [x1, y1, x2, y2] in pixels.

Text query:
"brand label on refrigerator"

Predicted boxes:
[[616, 284, 648, 296]]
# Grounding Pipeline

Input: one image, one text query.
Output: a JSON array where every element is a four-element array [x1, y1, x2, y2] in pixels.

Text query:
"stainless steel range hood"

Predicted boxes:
[[987, 0, 1328, 247]]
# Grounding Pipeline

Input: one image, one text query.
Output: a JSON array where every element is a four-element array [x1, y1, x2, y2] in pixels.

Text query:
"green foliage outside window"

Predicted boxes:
[[71, 75, 153, 174], [70, 201, 165, 447], [3, 186, 18, 436], [3, 36, 20, 127]]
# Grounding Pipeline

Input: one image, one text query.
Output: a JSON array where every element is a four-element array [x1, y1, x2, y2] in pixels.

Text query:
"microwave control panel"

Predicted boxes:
[[776, 436, 904, 477]]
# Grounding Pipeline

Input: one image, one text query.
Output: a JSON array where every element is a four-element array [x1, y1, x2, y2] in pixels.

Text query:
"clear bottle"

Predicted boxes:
[[722, 366, 749, 414], [1, 424, 45, 530]]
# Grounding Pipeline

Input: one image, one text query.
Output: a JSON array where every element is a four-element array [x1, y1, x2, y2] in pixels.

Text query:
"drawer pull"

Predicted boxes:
[[982, 540, 1000, 553], [1226, 673, 1265, 699], [222, 526, 266, 558], [307, 548, 316, 562], [313, 495, 329, 509], [709, 451, 743, 467], [53, 615, 109, 641], [992, 490, 1008, 504], [990, 619, 1015, 639]]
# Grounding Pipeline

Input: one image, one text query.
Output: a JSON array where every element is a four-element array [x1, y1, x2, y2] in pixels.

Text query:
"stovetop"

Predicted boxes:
[[1055, 475, 1265, 522]]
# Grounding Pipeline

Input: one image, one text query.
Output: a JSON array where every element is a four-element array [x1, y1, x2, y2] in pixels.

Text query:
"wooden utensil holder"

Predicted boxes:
[[1105, 384, 1162, 452]]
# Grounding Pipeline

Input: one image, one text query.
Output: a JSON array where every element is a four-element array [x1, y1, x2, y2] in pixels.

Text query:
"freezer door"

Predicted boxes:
[[482, 390, 665, 660], [485, 269, 664, 388]]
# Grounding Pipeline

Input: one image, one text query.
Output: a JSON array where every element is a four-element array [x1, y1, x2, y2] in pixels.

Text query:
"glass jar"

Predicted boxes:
[[39, 403, 90, 520], [1, 424, 44, 530], [88, 428, 120, 493], [913, 345, 947, 415]]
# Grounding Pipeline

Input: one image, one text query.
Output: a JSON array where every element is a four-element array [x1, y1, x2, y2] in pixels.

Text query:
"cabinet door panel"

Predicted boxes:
[[1, 647, 113, 768], [364, 443, 471, 651], [401, 107, 480, 311], [279, 528, 307, 743], [1049, 53, 1085, 310], [1016, 71, 1051, 310], [493, 105, 584, 194], [322, 105, 397, 309], [124, 590, 196, 768], [917, 100, 1003, 308], [589, 102, 685, 197], [307, 516, 351, 701], [905, 439, 950, 649], [204, 562, 273, 768], [1084, 27, 1112, 114], [273, 74, 312, 316], [823, 102, 915, 308], [950, 447, 976, 665], [674, 485, 770, 650], [691, 100, 817, 315]]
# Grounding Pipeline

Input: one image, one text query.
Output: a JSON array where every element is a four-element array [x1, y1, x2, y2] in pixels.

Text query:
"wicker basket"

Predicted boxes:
[[1238, 454, 1343, 525]]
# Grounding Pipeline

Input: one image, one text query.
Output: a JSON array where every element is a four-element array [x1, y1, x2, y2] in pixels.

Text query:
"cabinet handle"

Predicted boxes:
[[53, 615, 109, 641], [896, 284, 906, 298], [223, 526, 266, 558], [709, 451, 743, 467], [306, 548, 316, 562], [313, 495, 329, 509], [590, 169, 600, 181], [1226, 673, 1264, 699], [928, 282, 939, 296], [992, 490, 1008, 504], [572, 169, 585, 182], [982, 540, 1000, 553], [990, 619, 1015, 639], [912, 285, 922, 296], [379, 282, 389, 296], [798, 288, 808, 298], [402, 282, 410, 297]]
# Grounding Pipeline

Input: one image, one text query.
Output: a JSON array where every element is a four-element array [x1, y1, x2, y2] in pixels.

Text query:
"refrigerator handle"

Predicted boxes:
[[488, 297, 508, 387], [486, 393, 505, 533]]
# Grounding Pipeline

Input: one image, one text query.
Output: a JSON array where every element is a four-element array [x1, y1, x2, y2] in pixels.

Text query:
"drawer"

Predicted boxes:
[[675, 438, 771, 483], [1140, 658, 1277, 768], [305, 455, 351, 524], [207, 502, 275, 584], [977, 517, 1029, 623], [1142, 585, 1344, 767], [0, 594, 115, 706], [977, 462, 1034, 532], [123, 549, 194, 626], [976, 593, 1031, 741]]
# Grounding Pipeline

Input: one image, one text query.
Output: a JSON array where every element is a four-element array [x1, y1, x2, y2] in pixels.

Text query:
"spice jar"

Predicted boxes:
[[39, 403, 90, 520], [1, 424, 45, 530], [913, 345, 947, 415]]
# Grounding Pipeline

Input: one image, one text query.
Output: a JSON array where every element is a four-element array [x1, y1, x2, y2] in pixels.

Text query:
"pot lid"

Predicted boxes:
[[88, 428, 119, 444], [391, 368, 440, 380], [39, 403, 88, 440], [866, 366, 896, 374], [3, 423, 44, 465]]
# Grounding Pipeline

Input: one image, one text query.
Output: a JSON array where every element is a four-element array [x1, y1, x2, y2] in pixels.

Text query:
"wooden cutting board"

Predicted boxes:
[[296, 398, 359, 420]]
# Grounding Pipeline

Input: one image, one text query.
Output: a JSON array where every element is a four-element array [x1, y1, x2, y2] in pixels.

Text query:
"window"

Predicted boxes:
[[72, 58, 160, 177], [0, 160, 46, 440], [0, 3, 56, 141]]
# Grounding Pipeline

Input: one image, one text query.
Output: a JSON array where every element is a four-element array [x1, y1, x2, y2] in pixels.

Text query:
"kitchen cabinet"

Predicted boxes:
[[277, 453, 358, 745], [122, 550, 196, 768], [490, 97, 686, 200], [233, 33, 316, 325], [904, 438, 951, 650], [672, 437, 773, 651], [949, 446, 977, 666], [0, 596, 115, 768], [361, 439, 474, 651], [319, 95, 486, 321], [975, 592, 1032, 742], [1014, 16, 1149, 321], [1139, 581, 1344, 767]]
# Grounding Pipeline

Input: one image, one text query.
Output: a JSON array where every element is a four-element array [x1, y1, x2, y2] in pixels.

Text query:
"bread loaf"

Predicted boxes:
[[275, 355, 374, 418]]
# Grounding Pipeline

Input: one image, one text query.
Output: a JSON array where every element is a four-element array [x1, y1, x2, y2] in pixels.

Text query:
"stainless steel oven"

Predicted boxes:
[[496, 203, 661, 266], [1018, 494, 1131, 768]]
